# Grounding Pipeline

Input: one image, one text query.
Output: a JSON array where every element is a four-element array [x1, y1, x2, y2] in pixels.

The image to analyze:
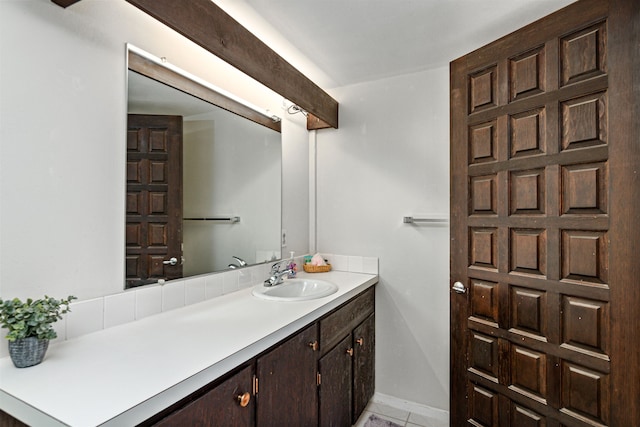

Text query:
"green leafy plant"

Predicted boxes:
[[0, 296, 77, 341]]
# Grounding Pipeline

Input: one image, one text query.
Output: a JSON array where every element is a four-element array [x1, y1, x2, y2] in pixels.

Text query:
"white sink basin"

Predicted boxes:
[[252, 278, 338, 301]]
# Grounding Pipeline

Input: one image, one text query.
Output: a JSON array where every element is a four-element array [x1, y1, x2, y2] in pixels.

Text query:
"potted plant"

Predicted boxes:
[[0, 295, 76, 368]]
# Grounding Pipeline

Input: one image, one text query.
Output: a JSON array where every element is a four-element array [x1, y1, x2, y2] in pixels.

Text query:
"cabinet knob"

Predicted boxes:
[[356, 338, 364, 346], [308, 341, 319, 351], [346, 348, 354, 357], [237, 392, 251, 407]]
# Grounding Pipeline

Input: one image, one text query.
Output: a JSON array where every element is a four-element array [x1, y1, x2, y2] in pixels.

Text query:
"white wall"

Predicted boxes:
[[0, 0, 308, 300], [316, 68, 451, 410]]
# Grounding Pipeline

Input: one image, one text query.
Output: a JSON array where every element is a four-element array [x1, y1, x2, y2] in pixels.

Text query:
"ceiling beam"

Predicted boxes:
[[51, 0, 82, 7], [50, 0, 339, 129], [307, 114, 333, 130], [125, 0, 339, 129]]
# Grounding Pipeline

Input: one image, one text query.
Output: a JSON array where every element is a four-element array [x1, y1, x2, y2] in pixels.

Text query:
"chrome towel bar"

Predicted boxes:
[[403, 216, 449, 224], [184, 216, 240, 223]]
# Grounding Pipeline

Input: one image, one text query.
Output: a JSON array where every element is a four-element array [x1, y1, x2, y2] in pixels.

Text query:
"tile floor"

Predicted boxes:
[[353, 401, 449, 427]]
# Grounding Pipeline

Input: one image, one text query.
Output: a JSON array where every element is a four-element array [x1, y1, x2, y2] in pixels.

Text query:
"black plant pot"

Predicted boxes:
[[8, 337, 49, 368]]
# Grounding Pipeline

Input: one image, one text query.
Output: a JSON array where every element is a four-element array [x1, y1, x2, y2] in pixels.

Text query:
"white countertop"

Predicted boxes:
[[0, 271, 377, 426]]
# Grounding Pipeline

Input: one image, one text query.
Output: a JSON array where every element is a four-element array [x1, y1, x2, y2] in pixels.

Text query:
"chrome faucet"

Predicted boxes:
[[232, 256, 247, 266], [264, 260, 293, 287], [228, 255, 248, 269]]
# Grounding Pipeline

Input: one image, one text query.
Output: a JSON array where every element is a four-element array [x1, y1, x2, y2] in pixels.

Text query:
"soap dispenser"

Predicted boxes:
[[287, 251, 297, 278]]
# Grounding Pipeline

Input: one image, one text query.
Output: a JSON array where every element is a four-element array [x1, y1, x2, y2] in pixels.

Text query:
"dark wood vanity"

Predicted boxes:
[[141, 287, 375, 427]]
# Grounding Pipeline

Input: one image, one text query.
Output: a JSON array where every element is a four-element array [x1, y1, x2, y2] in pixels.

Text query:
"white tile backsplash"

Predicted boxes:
[[162, 280, 185, 311], [0, 330, 7, 358], [135, 286, 162, 320], [104, 291, 136, 329], [222, 270, 239, 294], [11, 254, 377, 348], [185, 276, 206, 305], [328, 254, 348, 271], [205, 274, 224, 299], [52, 317, 68, 343], [348, 256, 364, 273], [318, 254, 378, 275], [238, 269, 253, 289], [67, 298, 104, 339]]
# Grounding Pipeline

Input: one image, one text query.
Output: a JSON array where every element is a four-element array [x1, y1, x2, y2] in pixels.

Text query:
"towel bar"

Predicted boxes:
[[184, 216, 240, 223], [403, 216, 449, 224]]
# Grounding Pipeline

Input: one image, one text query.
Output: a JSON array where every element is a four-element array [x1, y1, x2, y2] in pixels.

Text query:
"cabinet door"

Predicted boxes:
[[256, 324, 319, 427], [154, 365, 255, 427], [319, 334, 352, 427], [352, 313, 375, 424]]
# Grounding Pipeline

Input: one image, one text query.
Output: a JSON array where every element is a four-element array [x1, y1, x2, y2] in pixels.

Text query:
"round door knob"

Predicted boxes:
[[452, 281, 466, 294], [237, 392, 251, 407]]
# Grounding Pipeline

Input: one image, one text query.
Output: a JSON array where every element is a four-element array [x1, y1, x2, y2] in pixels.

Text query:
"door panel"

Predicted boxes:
[[154, 365, 254, 426], [353, 313, 375, 424], [256, 324, 319, 427], [319, 334, 352, 427], [126, 114, 183, 288], [450, 0, 640, 425]]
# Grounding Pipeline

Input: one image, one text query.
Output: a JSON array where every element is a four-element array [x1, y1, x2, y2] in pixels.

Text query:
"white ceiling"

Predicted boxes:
[[227, 0, 576, 89]]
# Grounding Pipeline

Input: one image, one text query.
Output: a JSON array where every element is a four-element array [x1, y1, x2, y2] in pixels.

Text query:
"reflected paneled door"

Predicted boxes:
[[450, 0, 640, 425], [126, 114, 183, 288]]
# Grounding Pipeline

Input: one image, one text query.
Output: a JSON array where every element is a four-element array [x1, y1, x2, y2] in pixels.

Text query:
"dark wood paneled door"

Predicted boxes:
[[126, 114, 183, 288], [450, 0, 640, 425]]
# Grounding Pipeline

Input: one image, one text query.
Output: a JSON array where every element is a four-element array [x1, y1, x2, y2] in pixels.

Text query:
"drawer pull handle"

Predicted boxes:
[[356, 338, 364, 346], [308, 341, 319, 351], [346, 348, 354, 357], [237, 392, 251, 407]]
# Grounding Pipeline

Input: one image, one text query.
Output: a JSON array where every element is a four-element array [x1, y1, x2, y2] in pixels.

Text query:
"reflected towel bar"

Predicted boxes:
[[184, 216, 240, 223], [403, 216, 449, 224]]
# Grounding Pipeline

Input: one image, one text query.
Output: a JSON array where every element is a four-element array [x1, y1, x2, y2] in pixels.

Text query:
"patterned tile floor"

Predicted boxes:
[[353, 401, 449, 427]]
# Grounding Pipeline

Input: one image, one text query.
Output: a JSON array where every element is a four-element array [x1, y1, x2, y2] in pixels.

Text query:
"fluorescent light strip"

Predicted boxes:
[[126, 44, 280, 122]]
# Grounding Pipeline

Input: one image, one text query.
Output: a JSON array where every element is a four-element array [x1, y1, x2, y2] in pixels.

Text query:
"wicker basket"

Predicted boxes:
[[303, 263, 332, 273]]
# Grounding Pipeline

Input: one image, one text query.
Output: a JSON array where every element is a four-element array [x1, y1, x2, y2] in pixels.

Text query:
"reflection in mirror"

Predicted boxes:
[[126, 46, 282, 289]]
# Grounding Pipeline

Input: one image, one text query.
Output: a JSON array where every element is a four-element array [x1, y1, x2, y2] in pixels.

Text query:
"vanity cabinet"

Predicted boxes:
[[142, 286, 375, 427], [319, 288, 375, 426]]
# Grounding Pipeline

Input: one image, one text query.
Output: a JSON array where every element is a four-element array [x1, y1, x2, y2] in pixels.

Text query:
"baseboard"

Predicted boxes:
[[371, 392, 449, 422]]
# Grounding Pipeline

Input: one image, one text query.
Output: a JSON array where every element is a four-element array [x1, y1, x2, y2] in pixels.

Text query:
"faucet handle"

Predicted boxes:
[[271, 260, 287, 272]]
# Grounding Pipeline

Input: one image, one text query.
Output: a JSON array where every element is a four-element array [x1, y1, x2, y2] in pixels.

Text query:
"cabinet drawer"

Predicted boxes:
[[320, 287, 374, 353]]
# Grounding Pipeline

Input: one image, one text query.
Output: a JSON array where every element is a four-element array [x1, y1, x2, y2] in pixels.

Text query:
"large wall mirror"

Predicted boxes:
[[125, 45, 282, 288]]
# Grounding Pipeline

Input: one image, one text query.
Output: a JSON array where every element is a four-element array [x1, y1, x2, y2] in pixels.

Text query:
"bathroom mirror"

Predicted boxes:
[[126, 46, 282, 288]]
